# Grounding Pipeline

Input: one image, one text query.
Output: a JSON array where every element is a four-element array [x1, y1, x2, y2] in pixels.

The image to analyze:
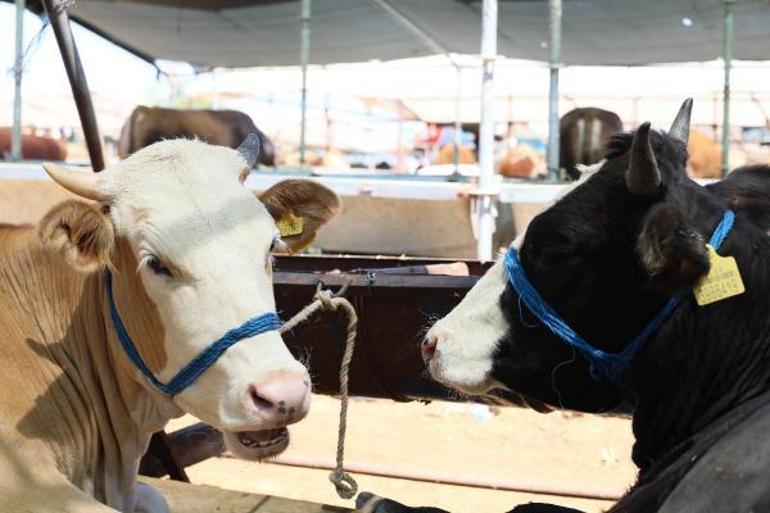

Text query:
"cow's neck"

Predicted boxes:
[[43, 237, 177, 509], [89, 239, 181, 506], [625, 219, 770, 476], [0, 228, 178, 511]]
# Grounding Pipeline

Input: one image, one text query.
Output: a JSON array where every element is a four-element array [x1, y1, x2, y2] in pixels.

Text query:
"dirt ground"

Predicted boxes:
[[167, 396, 637, 513]]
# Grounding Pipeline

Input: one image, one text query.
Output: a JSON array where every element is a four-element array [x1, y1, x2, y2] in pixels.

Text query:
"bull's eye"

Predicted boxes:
[[147, 256, 172, 277]]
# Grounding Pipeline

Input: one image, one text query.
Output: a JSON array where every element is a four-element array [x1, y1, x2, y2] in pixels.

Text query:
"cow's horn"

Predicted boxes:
[[236, 133, 261, 168], [626, 122, 661, 195], [669, 98, 693, 143], [43, 162, 108, 201]]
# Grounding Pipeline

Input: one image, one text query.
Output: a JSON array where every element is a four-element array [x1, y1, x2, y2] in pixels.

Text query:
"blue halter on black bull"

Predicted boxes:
[[504, 209, 736, 383]]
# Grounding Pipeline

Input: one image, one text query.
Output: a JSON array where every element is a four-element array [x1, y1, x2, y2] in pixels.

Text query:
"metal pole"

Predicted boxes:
[[546, 0, 562, 181], [299, 0, 311, 165], [453, 64, 462, 174], [721, 0, 734, 177], [42, 0, 105, 171], [11, 0, 24, 161], [477, 0, 497, 261]]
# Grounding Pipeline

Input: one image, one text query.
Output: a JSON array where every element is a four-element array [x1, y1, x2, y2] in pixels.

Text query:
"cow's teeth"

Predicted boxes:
[[237, 431, 287, 450]]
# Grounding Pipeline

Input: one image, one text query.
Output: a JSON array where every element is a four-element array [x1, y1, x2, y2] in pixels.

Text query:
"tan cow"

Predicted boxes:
[[433, 144, 477, 165], [0, 136, 339, 512]]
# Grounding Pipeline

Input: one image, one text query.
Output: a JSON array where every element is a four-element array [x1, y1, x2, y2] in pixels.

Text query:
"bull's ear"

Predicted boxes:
[[706, 164, 770, 232], [637, 203, 710, 289], [258, 179, 340, 253], [38, 200, 114, 273]]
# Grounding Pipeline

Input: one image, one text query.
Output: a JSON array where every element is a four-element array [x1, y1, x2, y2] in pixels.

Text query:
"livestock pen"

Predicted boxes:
[[3, 1, 770, 512]]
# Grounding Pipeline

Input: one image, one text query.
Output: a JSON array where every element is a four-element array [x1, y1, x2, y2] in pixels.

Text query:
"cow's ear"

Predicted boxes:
[[637, 203, 710, 289], [706, 164, 770, 232], [258, 179, 340, 253], [38, 200, 114, 273]]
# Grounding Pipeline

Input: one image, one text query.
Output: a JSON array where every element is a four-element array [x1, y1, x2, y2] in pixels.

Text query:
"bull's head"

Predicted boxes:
[[37, 135, 339, 459], [422, 99, 741, 413]]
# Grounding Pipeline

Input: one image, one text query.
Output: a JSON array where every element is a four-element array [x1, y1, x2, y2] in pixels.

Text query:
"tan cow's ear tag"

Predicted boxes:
[[693, 245, 745, 306], [276, 212, 304, 238]]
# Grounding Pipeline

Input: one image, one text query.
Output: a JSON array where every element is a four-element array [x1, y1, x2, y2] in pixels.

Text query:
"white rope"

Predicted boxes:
[[279, 283, 359, 500]]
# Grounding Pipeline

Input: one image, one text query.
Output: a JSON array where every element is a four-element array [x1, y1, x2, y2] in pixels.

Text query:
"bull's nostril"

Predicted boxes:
[[249, 385, 274, 411], [421, 335, 438, 363]]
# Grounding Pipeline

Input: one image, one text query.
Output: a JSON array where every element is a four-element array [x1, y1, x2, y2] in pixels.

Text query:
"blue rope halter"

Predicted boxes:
[[504, 209, 735, 383], [104, 270, 282, 396]]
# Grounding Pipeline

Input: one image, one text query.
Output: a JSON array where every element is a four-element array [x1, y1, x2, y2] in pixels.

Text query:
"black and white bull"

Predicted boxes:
[[358, 100, 770, 513]]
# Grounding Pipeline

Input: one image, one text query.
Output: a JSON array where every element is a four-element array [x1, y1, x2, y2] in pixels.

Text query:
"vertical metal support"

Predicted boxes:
[[477, 0, 497, 261], [299, 0, 311, 165], [546, 0, 562, 181], [721, 0, 734, 177], [453, 63, 462, 174], [11, 0, 26, 162], [11, 0, 24, 161], [42, 0, 105, 171]]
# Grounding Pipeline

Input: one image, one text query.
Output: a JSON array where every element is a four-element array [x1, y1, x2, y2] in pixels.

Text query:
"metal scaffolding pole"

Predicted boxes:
[[546, 0, 562, 181], [721, 0, 734, 177], [453, 65, 462, 174], [42, 0, 105, 171], [11, 0, 24, 161], [299, 0, 311, 165], [477, 0, 497, 261]]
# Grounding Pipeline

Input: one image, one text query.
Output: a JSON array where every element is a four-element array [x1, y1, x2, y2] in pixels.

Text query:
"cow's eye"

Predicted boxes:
[[147, 256, 172, 277]]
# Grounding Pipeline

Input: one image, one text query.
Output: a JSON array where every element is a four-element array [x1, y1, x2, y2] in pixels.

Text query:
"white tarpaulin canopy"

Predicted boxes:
[[13, 0, 770, 67], [189, 57, 770, 128]]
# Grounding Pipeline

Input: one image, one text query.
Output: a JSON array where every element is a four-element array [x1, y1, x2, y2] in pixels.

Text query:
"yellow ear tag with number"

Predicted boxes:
[[276, 212, 304, 238], [693, 245, 745, 306]]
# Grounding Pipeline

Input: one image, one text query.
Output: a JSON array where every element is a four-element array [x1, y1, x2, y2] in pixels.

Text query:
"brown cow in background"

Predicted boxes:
[[560, 107, 623, 179], [0, 128, 67, 161], [433, 144, 477, 165], [118, 106, 275, 166]]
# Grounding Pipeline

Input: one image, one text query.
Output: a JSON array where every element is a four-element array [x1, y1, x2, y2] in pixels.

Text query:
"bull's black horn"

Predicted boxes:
[[626, 122, 661, 195], [669, 98, 693, 143], [236, 133, 261, 168]]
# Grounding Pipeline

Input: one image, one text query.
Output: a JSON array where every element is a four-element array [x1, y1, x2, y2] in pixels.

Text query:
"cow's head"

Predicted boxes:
[[37, 136, 339, 459], [424, 100, 735, 412]]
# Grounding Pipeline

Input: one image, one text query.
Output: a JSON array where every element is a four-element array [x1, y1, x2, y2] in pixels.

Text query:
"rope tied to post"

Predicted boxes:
[[279, 282, 359, 500]]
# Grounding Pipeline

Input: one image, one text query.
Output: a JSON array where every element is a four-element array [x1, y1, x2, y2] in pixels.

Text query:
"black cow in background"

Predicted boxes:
[[358, 100, 770, 513], [560, 107, 623, 180]]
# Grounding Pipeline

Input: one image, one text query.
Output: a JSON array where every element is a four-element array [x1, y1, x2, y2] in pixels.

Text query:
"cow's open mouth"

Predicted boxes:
[[224, 427, 289, 460]]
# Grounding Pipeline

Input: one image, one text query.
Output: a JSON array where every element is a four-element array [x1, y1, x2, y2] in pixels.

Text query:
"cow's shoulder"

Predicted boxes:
[[658, 392, 770, 513]]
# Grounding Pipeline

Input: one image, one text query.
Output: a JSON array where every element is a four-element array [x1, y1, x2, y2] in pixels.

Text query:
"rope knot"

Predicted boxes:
[[314, 288, 337, 311], [329, 470, 358, 500]]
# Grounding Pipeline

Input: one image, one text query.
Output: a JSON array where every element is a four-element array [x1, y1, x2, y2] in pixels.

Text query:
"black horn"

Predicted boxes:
[[626, 122, 661, 195], [669, 98, 693, 143], [236, 133, 261, 168]]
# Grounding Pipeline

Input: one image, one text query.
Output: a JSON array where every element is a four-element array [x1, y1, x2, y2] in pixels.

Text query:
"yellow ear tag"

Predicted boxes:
[[276, 212, 304, 238], [693, 245, 745, 306]]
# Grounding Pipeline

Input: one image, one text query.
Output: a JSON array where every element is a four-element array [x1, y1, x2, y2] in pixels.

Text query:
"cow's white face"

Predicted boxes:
[[40, 139, 339, 459]]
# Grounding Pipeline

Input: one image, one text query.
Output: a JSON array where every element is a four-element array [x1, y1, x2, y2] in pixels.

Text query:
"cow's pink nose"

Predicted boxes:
[[421, 335, 437, 363], [247, 372, 311, 422]]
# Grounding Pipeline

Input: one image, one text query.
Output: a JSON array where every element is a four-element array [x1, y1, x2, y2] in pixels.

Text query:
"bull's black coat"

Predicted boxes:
[[361, 122, 770, 513]]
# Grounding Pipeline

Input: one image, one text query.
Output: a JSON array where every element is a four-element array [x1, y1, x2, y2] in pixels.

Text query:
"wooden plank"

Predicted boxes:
[[140, 477, 351, 513]]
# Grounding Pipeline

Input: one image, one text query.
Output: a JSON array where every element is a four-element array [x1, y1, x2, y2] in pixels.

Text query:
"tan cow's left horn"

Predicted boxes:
[[43, 162, 108, 202]]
